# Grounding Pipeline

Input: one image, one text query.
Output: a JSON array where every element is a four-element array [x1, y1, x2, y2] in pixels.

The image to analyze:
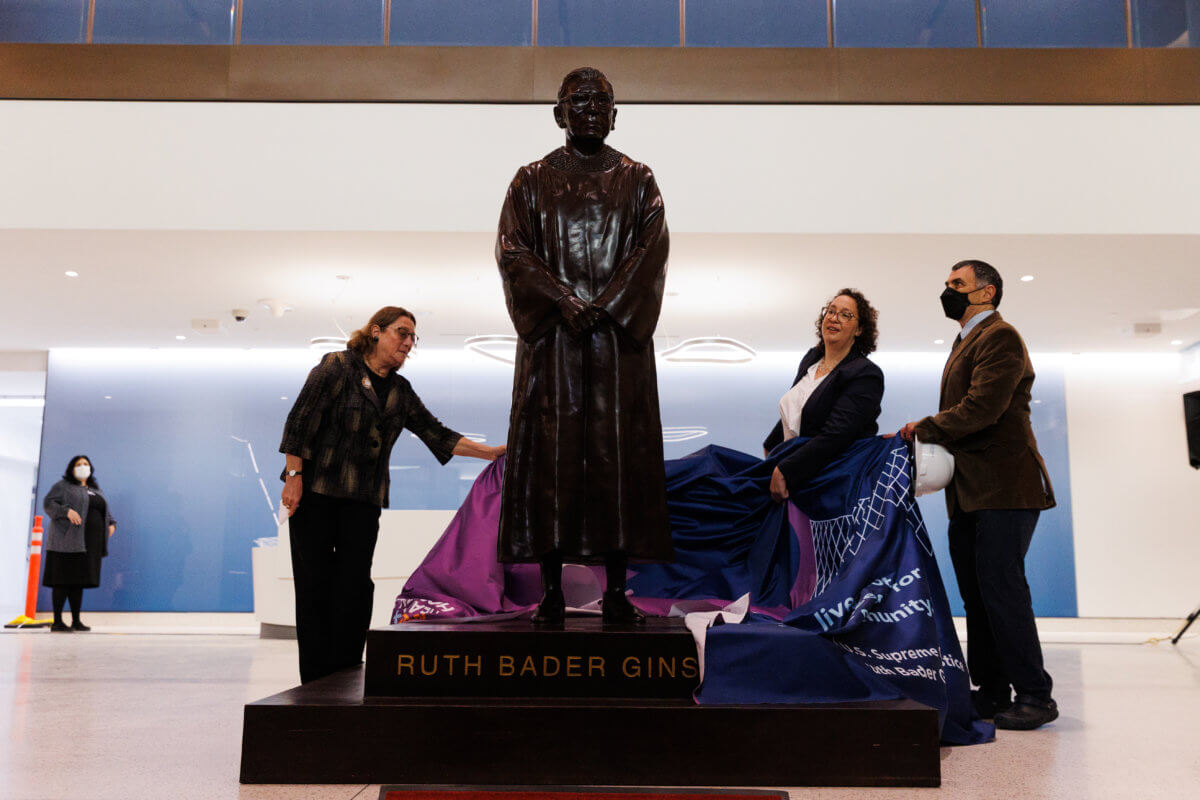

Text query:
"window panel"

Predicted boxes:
[[686, 0, 827, 47], [538, 0, 679, 47], [389, 0, 531, 46], [1133, 0, 1200, 47], [834, 0, 978, 47], [92, 1, 235, 45], [0, 0, 87, 43], [240, 0, 385, 45], [981, 0, 1127, 47]]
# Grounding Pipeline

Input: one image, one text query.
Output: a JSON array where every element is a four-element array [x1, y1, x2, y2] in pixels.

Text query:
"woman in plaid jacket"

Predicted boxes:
[[279, 305, 504, 684]]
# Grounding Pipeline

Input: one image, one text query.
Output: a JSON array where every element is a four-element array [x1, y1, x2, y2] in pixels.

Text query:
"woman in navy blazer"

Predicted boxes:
[[764, 288, 884, 501]]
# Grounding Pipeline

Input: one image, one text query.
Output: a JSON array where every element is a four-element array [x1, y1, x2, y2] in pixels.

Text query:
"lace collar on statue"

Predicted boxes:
[[544, 145, 625, 174]]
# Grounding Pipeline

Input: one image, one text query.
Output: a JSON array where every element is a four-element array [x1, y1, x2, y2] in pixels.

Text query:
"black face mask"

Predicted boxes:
[[940, 286, 986, 321]]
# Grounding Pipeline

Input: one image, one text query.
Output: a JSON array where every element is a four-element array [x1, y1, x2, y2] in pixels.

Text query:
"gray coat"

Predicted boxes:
[[43, 480, 116, 554]]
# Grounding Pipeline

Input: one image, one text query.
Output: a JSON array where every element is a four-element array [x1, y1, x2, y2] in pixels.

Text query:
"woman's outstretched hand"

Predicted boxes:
[[453, 437, 506, 462], [769, 467, 789, 503]]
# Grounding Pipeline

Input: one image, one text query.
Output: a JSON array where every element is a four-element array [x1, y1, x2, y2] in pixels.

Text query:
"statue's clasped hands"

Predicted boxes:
[[558, 294, 604, 336]]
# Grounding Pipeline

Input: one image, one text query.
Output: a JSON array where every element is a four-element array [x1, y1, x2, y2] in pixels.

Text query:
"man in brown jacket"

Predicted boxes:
[[900, 259, 1058, 731]]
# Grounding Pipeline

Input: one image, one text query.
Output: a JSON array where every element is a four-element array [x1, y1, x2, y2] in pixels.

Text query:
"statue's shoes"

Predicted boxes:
[[531, 591, 566, 626], [601, 590, 646, 626]]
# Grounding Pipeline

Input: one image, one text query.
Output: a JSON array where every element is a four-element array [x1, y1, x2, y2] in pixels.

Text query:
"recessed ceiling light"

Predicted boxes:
[[1020, 275, 1034, 282], [1171, 339, 1183, 346], [175, 335, 186, 340], [64, 270, 78, 278], [104, 395, 112, 400], [934, 339, 945, 345], [280, 396, 288, 401]]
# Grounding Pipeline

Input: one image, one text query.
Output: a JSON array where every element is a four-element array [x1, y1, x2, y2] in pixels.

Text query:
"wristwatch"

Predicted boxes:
[[286, 470, 302, 478]]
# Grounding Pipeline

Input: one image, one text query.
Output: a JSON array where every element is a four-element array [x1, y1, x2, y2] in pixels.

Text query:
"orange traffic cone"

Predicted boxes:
[[5, 515, 53, 628]]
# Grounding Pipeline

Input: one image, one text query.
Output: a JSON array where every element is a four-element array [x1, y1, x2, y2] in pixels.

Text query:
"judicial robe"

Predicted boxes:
[[495, 145, 673, 564]]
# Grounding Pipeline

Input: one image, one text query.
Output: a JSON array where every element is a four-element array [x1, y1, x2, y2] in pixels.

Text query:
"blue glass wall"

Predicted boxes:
[[538, 0, 679, 47], [686, 0, 827, 48], [2, 0, 1195, 48], [1134, 0, 1200, 47], [240, 0, 385, 45], [92, 1, 235, 45], [389, 0, 531, 46], [36, 348, 1076, 616], [0, 0, 87, 43], [834, 0, 978, 47], [981, 0, 1128, 47]]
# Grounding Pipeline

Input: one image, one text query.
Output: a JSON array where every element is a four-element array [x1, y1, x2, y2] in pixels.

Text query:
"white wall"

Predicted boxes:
[[0, 352, 47, 618], [1065, 354, 1200, 617], [2, 102, 1198, 235]]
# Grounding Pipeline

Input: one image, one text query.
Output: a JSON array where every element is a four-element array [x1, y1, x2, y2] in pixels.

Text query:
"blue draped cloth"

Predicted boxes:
[[638, 437, 992, 745], [392, 436, 993, 746]]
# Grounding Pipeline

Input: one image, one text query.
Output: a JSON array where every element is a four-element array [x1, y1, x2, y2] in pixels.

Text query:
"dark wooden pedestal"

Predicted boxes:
[[240, 617, 941, 787]]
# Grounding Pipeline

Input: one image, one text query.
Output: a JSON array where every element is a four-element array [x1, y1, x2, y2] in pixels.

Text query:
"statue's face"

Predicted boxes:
[[554, 76, 616, 144]]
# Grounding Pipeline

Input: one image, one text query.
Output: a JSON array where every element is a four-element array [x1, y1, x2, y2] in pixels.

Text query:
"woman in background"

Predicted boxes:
[[42, 455, 116, 632], [764, 288, 884, 501]]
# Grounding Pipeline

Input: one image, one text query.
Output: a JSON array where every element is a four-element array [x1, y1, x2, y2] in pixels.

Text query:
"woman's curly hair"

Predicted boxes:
[[812, 288, 879, 357]]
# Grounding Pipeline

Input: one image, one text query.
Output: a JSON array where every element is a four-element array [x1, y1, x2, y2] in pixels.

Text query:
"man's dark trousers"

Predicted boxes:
[[948, 508, 1053, 703], [288, 491, 381, 684]]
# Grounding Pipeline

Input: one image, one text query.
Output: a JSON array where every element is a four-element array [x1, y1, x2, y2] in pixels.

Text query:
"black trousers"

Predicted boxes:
[[948, 509, 1053, 702], [288, 490, 381, 684]]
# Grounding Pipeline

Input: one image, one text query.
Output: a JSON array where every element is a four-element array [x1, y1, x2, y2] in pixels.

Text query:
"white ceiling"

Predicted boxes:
[[2, 229, 1196, 353]]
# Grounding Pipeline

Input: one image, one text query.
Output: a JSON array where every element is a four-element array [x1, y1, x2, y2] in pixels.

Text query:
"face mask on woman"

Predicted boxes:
[[73, 464, 91, 481]]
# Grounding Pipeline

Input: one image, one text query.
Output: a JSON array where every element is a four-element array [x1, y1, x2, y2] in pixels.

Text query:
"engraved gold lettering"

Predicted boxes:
[[622, 656, 641, 678], [520, 656, 537, 677], [589, 655, 606, 677], [542, 655, 561, 677], [420, 654, 438, 676], [464, 655, 482, 677], [499, 655, 514, 677], [657, 656, 676, 678], [566, 655, 582, 677], [397, 654, 415, 676], [442, 654, 459, 675], [681, 656, 699, 679]]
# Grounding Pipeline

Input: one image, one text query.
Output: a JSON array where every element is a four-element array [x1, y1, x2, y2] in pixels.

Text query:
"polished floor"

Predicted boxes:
[[2, 621, 1197, 800]]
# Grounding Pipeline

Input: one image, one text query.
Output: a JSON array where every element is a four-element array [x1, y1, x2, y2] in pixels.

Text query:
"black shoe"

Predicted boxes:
[[995, 695, 1058, 730], [601, 590, 645, 625], [71, 621, 91, 632], [532, 590, 566, 626], [50, 622, 73, 632], [971, 689, 1013, 719]]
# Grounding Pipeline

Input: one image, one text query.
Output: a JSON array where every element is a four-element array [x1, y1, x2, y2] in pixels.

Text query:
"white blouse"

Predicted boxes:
[[779, 362, 828, 441]]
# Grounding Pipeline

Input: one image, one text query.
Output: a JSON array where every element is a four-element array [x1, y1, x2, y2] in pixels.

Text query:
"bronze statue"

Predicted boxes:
[[496, 67, 673, 625]]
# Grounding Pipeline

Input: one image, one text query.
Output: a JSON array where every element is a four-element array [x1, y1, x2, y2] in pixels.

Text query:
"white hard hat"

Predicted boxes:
[[913, 438, 955, 497]]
